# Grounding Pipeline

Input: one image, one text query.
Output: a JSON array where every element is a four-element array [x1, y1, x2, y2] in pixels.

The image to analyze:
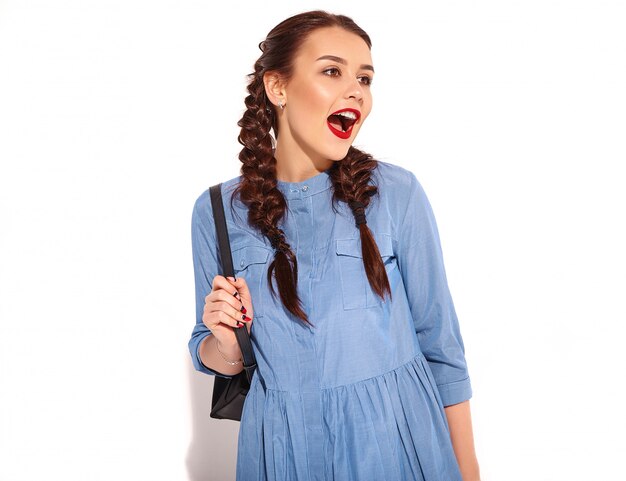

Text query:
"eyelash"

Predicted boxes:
[[322, 67, 373, 86]]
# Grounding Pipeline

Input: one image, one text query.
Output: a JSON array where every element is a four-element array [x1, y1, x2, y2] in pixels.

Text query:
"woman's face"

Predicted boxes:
[[275, 26, 374, 165]]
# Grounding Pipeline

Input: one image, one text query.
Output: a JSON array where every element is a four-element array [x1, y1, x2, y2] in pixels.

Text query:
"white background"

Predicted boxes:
[[1, 1, 624, 480]]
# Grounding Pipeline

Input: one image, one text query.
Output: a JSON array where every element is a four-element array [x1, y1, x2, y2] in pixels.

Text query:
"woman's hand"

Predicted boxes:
[[202, 275, 254, 350]]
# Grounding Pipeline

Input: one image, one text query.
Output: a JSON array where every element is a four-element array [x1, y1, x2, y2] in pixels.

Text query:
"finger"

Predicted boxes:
[[210, 275, 253, 321], [225, 276, 254, 319], [208, 289, 250, 322], [211, 274, 241, 297], [205, 287, 244, 314], [203, 307, 243, 330], [208, 275, 245, 307], [226, 276, 250, 298], [206, 299, 250, 326]]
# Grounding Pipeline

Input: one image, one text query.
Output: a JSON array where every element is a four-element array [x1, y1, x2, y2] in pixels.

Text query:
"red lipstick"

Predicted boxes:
[[327, 108, 361, 140]]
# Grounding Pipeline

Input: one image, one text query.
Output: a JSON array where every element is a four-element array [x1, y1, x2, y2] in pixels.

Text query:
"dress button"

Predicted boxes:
[[240, 259, 244, 267], [302, 185, 309, 191]]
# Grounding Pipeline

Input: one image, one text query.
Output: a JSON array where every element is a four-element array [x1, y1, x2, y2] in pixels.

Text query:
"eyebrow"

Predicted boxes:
[[316, 55, 375, 73]]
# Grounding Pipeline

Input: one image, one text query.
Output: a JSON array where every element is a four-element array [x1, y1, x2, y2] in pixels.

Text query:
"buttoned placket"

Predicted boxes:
[[275, 172, 331, 480]]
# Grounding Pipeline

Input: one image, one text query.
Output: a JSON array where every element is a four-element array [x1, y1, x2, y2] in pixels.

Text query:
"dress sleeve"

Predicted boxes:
[[396, 172, 473, 406], [188, 192, 232, 377]]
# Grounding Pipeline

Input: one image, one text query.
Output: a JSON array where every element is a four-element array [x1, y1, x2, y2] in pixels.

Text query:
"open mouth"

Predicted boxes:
[[327, 108, 361, 139]]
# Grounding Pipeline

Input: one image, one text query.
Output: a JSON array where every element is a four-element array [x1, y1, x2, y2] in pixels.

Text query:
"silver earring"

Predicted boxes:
[[278, 100, 285, 110]]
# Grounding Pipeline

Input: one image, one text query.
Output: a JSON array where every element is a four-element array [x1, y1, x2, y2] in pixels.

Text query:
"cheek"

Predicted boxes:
[[291, 83, 334, 122], [355, 97, 373, 127], [363, 91, 373, 116]]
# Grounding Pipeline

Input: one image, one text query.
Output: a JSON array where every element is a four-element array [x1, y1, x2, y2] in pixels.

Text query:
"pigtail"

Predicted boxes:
[[230, 10, 390, 325], [232, 64, 309, 324], [330, 147, 392, 304]]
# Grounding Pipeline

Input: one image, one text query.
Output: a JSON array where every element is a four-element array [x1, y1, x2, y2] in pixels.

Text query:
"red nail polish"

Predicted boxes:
[[237, 321, 244, 328], [240, 306, 247, 314], [233, 290, 239, 297], [242, 315, 250, 321]]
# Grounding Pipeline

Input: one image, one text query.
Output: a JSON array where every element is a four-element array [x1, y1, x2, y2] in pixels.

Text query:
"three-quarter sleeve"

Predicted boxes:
[[396, 172, 472, 407], [188, 192, 232, 377]]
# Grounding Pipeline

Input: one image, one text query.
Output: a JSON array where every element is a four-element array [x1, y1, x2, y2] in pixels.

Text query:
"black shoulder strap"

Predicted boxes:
[[209, 183, 257, 383], [209, 183, 235, 277]]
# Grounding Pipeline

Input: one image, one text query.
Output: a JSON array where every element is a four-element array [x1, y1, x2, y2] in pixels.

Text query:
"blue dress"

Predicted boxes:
[[189, 161, 473, 481]]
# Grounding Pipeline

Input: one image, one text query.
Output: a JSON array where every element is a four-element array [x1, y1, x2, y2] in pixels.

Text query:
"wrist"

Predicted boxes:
[[216, 338, 242, 365]]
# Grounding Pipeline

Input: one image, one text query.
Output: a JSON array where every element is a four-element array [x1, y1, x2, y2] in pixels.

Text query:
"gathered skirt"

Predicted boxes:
[[235, 353, 463, 481]]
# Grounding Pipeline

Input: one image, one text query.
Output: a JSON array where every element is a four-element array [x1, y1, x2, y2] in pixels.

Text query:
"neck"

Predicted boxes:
[[274, 145, 333, 183]]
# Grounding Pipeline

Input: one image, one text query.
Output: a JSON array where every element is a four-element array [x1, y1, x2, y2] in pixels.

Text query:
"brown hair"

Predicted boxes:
[[232, 10, 391, 324]]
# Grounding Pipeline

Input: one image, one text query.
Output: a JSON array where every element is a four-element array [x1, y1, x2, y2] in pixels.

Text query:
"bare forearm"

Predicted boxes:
[[199, 334, 244, 376], [444, 400, 481, 481]]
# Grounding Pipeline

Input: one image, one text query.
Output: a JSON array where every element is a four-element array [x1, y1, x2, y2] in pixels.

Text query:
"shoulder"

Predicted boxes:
[[372, 160, 427, 203], [192, 174, 244, 222]]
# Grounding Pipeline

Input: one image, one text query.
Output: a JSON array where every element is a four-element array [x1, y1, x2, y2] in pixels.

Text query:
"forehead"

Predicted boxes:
[[294, 26, 372, 67]]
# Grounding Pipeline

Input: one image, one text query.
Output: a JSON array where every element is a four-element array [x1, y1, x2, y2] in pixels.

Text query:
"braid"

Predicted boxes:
[[330, 147, 392, 304], [232, 65, 309, 324], [229, 11, 384, 325]]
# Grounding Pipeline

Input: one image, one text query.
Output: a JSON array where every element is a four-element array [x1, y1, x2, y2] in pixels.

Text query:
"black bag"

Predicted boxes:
[[209, 183, 257, 421]]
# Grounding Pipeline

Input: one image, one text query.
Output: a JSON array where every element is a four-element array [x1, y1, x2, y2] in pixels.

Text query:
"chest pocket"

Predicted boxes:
[[231, 244, 272, 319], [335, 233, 396, 310]]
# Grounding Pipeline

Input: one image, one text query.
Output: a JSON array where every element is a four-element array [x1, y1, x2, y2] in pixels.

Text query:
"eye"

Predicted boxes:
[[322, 67, 341, 77], [358, 75, 373, 86]]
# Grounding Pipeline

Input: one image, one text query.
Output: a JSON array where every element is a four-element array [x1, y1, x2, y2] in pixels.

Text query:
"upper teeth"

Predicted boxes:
[[335, 111, 357, 120]]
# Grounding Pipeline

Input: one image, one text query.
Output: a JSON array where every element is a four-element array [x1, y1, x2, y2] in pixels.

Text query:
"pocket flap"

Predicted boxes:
[[335, 238, 361, 258], [232, 245, 271, 270], [335, 233, 394, 259]]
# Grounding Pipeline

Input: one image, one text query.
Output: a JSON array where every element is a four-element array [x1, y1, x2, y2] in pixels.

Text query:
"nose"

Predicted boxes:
[[344, 77, 364, 104]]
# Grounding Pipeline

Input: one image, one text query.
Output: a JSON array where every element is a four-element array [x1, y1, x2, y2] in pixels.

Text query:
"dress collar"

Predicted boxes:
[[275, 167, 333, 200]]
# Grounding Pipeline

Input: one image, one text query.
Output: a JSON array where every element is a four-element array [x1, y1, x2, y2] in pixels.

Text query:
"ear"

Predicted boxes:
[[263, 71, 287, 108]]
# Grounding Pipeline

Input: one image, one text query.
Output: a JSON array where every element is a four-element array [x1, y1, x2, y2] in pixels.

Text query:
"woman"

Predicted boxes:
[[189, 10, 481, 481]]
